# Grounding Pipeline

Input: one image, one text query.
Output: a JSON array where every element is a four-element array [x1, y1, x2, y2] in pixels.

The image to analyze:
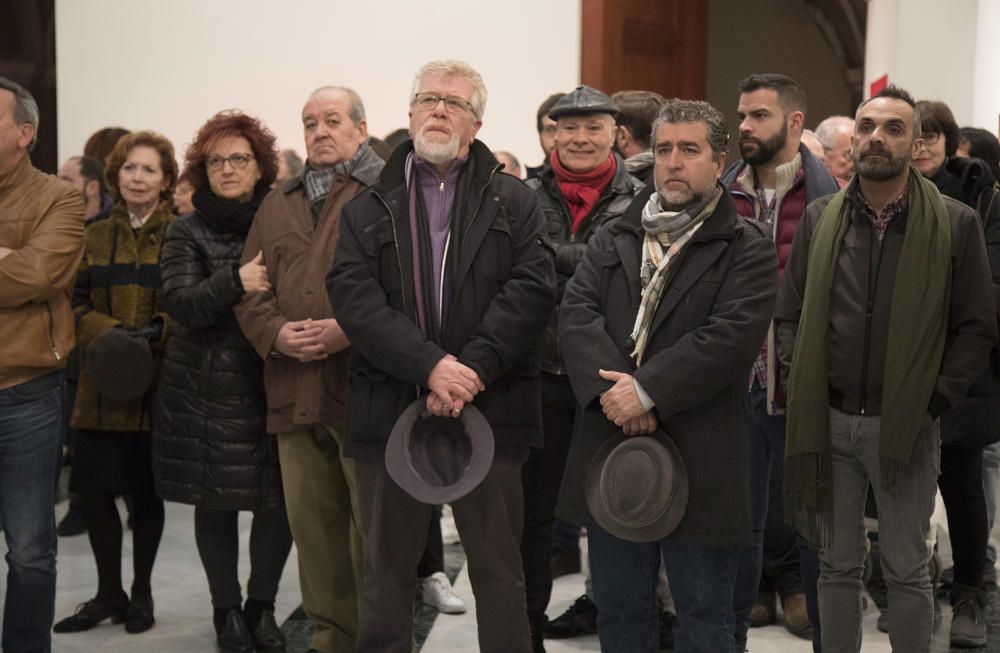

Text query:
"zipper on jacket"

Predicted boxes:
[[373, 191, 409, 319], [459, 164, 502, 250], [858, 220, 885, 415], [46, 303, 61, 361]]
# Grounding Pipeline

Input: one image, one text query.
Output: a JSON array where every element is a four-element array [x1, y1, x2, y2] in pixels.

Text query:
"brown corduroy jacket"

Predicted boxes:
[[0, 155, 85, 390], [234, 147, 384, 434]]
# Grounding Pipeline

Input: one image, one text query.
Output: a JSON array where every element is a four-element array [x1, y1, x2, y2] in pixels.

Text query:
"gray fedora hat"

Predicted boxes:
[[585, 428, 688, 542], [548, 85, 620, 120], [85, 327, 154, 403], [385, 399, 495, 504]]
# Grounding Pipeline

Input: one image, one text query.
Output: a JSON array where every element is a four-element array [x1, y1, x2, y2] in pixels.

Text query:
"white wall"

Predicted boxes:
[[56, 0, 580, 170], [864, 0, 982, 127]]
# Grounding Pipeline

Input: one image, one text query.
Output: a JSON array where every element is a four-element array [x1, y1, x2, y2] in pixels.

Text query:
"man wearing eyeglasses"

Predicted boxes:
[[234, 85, 385, 653], [328, 59, 555, 653]]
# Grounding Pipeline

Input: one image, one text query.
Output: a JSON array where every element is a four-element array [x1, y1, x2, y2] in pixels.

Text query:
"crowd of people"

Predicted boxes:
[[0, 58, 999, 653]]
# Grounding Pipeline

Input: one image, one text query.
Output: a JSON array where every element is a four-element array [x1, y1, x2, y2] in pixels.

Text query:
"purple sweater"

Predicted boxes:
[[413, 157, 464, 324]]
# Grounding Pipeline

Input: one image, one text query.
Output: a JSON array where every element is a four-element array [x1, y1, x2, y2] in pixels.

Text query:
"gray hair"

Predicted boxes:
[[309, 86, 367, 124], [650, 99, 729, 161], [815, 115, 854, 150], [0, 76, 39, 151], [410, 60, 487, 119]]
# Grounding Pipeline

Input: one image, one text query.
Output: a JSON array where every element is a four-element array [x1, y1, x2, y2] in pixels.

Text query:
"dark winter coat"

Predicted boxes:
[[557, 186, 777, 547], [327, 140, 556, 458], [931, 157, 1000, 446], [71, 202, 173, 432], [526, 154, 643, 374], [153, 212, 282, 510]]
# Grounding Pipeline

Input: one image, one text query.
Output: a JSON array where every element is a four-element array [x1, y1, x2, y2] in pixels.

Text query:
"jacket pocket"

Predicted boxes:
[[345, 365, 401, 444]]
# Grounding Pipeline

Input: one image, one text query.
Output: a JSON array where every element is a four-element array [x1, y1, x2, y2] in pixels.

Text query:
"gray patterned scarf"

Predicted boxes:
[[629, 187, 722, 363]]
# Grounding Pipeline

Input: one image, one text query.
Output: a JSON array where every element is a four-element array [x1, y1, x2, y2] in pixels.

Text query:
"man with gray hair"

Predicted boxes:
[[557, 98, 776, 652], [234, 85, 384, 653], [0, 75, 85, 653], [815, 115, 855, 182], [329, 59, 555, 653]]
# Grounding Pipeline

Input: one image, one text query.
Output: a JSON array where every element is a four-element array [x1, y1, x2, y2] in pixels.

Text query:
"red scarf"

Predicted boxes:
[[551, 150, 616, 233]]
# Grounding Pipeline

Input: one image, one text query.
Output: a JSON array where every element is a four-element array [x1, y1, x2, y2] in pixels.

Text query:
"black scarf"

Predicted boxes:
[[192, 181, 269, 236]]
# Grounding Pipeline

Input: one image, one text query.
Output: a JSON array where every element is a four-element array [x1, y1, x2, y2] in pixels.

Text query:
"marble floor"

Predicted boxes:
[[1, 498, 996, 652]]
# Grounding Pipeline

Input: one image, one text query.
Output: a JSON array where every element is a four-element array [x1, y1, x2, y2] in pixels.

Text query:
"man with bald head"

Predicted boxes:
[[234, 85, 384, 653]]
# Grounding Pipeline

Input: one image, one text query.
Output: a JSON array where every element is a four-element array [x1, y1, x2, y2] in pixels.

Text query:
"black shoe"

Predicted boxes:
[[53, 597, 129, 633], [544, 594, 598, 639], [550, 546, 581, 579], [57, 505, 87, 537], [659, 611, 676, 651], [124, 595, 155, 634], [252, 608, 286, 653], [218, 608, 253, 653]]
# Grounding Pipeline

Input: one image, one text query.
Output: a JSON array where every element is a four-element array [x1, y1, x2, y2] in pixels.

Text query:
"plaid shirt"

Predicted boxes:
[[856, 181, 909, 244]]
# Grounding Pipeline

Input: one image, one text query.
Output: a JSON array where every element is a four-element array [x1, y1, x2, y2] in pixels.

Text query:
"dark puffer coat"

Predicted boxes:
[[153, 212, 282, 510]]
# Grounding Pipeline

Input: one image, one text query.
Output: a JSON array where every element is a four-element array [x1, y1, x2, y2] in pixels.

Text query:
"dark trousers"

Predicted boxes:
[[589, 525, 739, 653], [0, 369, 63, 653], [939, 442, 988, 594], [193, 504, 294, 609], [734, 385, 801, 650], [417, 504, 444, 578], [521, 373, 576, 625], [355, 455, 531, 653]]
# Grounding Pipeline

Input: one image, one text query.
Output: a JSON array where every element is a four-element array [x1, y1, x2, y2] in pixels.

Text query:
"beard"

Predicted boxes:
[[413, 127, 460, 165], [853, 143, 909, 181], [740, 121, 788, 166], [656, 182, 706, 212]]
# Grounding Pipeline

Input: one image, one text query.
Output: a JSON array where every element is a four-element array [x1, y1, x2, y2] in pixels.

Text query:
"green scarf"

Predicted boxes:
[[784, 169, 951, 544]]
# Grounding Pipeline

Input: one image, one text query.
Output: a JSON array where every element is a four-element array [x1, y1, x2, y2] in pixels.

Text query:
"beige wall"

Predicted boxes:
[[55, 0, 580, 169], [707, 0, 856, 161]]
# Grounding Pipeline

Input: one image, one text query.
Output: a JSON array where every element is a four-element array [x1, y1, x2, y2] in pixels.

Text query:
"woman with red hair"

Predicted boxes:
[[152, 111, 292, 653]]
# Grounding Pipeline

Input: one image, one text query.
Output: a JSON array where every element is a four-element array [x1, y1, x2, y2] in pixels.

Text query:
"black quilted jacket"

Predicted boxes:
[[152, 212, 282, 510]]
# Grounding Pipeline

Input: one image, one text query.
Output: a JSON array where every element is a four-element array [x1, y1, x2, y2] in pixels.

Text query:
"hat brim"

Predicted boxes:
[[385, 399, 495, 504], [585, 428, 688, 543]]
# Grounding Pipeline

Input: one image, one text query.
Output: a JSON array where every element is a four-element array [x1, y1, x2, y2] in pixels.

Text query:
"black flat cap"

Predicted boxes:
[[548, 85, 620, 120]]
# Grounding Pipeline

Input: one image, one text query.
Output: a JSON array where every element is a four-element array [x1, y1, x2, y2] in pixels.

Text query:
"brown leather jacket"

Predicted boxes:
[[234, 147, 384, 433], [0, 156, 85, 390]]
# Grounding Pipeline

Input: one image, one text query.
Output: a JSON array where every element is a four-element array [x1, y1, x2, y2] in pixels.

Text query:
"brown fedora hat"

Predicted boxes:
[[385, 399, 495, 504], [85, 327, 154, 403], [585, 428, 688, 543]]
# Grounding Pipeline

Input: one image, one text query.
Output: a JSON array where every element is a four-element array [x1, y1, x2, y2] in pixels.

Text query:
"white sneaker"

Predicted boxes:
[[440, 504, 460, 545], [422, 571, 467, 614]]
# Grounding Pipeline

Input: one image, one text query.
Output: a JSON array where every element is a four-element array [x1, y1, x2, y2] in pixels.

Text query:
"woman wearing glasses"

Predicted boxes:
[[913, 99, 1000, 648], [153, 111, 292, 653]]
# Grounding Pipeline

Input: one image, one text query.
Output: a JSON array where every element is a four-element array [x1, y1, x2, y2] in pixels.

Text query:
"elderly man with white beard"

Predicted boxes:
[[327, 59, 556, 653]]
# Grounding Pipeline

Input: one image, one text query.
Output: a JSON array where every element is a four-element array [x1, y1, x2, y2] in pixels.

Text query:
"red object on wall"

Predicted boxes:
[[869, 75, 888, 97]]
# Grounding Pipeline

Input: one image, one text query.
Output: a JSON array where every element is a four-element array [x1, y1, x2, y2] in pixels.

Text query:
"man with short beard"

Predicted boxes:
[[719, 73, 838, 649], [328, 59, 555, 653], [557, 98, 776, 653], [776, 85, 996, 653]]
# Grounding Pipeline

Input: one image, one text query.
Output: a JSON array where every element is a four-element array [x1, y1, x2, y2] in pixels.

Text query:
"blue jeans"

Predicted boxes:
[[819, 408, 939, 653], [982, 441, 1000, 568], [0, 369, 64, 653], [589, 525, 738, 653], [733, 385, 800, 651]]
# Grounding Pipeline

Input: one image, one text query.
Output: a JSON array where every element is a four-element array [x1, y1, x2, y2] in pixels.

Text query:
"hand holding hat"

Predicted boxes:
[[598, 369, 650, 428], [427, 354, 484, 417]]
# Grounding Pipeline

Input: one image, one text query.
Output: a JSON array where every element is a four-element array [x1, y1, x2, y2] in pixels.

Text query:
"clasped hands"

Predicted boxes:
[[598, 369, 656, 436], [426, 354, 485, 418], [274, 317, 349, 362]]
